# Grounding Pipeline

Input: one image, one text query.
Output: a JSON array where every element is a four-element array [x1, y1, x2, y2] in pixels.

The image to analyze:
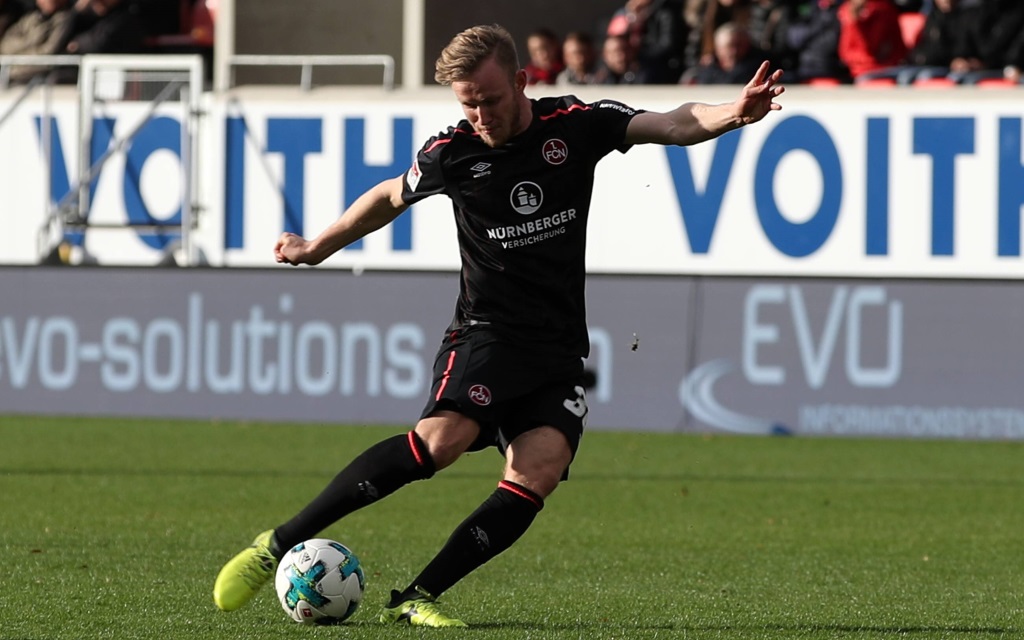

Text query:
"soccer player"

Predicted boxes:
[[213, 23, 784, 627]]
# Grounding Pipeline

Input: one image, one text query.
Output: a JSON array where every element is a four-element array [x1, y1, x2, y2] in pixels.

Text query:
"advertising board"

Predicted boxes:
[[2, 268, 1020, 438], [1, 87, 1022, 278]]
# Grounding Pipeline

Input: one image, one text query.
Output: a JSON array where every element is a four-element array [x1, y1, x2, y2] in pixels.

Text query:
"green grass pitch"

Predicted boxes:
[[1, 416, 1021, 639]]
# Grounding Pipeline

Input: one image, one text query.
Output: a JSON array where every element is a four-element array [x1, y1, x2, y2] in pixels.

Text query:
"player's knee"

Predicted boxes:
[[414, 411, 479, 470], [504, 452, 570, 497], [504, 426, 573, 497], [504, 464, 564, 499]]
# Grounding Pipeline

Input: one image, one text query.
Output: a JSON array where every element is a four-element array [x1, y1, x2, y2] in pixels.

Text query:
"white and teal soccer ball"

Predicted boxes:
[[274, 538, 365, 624]]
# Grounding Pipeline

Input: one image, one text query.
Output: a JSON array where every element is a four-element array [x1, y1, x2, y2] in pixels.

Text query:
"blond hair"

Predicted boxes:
[[434, 24, 520, 85]]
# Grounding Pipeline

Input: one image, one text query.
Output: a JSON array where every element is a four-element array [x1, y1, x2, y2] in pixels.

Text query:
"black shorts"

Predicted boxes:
[[419, 327, 588, 463]]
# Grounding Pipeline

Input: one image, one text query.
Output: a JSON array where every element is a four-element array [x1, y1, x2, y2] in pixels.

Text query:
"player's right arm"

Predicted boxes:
[[624, 61, 784, 147], [274, 176, 408, 266]]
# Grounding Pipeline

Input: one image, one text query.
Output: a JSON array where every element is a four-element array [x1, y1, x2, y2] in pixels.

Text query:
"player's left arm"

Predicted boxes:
[[624, 61, 784, 147], [274, 176, 407, 266]]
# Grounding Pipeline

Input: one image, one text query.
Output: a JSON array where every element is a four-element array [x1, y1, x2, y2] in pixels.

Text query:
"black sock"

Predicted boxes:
[[272, 432, 435, 558], [398, 480, 544, 600]]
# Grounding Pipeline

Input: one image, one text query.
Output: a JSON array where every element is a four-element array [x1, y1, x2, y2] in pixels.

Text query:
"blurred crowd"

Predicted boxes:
[[0, 0, 212, 83], [3, 0, 1022, 87], [524, 0, 1024, 87]]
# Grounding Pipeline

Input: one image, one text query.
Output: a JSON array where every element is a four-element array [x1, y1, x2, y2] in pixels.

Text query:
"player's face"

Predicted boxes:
[[452, 57, 528, 148]]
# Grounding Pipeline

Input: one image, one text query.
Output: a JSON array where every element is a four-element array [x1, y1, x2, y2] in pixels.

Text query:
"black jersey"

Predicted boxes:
[[401, 95, 641, 358]]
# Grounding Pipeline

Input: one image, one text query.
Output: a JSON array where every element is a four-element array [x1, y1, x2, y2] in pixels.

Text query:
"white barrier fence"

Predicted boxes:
[[2, 81, 1023, 278]]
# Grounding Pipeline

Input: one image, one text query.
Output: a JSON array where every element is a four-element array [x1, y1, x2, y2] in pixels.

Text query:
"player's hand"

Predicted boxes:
[[274, 232, 315, 265], [735, 61, 784, 125]]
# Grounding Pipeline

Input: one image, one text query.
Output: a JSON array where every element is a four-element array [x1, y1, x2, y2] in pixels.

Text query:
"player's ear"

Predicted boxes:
[[514, 68, 528, 93]]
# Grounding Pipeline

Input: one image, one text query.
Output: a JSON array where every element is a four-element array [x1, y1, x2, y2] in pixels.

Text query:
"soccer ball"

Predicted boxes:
[[274, 538, 365, 624]]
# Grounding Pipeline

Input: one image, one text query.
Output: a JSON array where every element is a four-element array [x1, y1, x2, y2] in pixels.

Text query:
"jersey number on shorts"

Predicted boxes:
[[563, 385, 588, 426]]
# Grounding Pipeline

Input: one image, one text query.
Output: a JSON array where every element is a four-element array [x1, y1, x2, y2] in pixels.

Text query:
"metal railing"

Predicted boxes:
[[227, 54, 395, 91], [0, 54, 82, 90], [1, 54, 205, 266], [0, 56, 84, 263]]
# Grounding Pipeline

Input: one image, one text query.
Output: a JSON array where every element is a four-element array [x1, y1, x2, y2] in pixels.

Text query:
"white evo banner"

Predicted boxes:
[[1, 86, 1022, 277]]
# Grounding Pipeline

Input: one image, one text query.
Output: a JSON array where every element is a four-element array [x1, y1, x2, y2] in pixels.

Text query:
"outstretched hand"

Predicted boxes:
[[735, 61, 785, 125], [275, 232, 317, 266]]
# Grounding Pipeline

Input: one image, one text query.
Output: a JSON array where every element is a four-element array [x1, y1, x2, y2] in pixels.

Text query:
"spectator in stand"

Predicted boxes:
[[133, 0, 181, 40], [634, 0, 689, 83], [837, 0, 907, 81], [970, 0, 1024, 84], [1005, 57, 1024, 85], [0, 0, 74, 83], [1006, 28, 1024, 83], [523, 28, 563, 85], [688, 21, 765, 84], [686, 0, 753, 70], [593, 33, 649, 84], [606, 0, 688, 83], [682, 0, 707, 68], [684, 0, 787, 76], [900, 0, 985, 83], [746, 0, 788, 66], [64, 0, 145, 56], [0, 0, 28, 40], [606, 0, 652, 52], [781, 0, 849, 83], [556, 31, 598, 86]]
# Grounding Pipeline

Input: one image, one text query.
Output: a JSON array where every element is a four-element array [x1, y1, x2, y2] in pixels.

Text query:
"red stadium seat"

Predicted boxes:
[[898, 12, 927, 50]]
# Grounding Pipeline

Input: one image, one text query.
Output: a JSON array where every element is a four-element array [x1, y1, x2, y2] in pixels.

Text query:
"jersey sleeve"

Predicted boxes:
[[586, 99, 643, 157], [401, 130, 452, 205]]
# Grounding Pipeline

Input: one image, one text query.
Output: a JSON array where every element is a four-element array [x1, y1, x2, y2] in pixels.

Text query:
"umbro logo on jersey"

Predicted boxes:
[[542, 139, 568, 165], [470, 162, 492, 178], [510, 182, 543, 215]]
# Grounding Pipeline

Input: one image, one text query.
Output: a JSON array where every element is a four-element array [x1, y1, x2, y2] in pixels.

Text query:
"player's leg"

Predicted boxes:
[[213, 411, 479, 612], [381, 426, 574, 628], [402, 425, 570, 593], [273, 329, 486, 553], [380, 330, 583, 627], [273, 410, 479, 552], [212, 330, 482, 612]]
